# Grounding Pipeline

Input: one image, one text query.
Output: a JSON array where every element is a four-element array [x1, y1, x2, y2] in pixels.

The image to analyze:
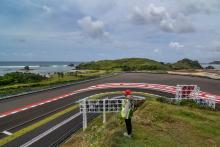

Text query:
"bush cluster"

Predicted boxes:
[[0, 72, 46, 86]]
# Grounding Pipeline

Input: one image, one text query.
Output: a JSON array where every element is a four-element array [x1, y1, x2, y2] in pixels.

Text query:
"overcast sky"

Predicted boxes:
[[0, 0, 220, 62]]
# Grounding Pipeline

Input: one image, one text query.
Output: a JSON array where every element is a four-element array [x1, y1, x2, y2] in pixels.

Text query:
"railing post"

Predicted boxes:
[[82, 99, 87, 131], [103, 99, 106, 124]]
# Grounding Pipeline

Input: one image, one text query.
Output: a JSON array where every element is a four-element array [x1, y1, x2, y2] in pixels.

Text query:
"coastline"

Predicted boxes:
[[0, 61, 81, 76]]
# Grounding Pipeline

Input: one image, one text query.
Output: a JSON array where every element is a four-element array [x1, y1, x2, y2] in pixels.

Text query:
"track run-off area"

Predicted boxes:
[[0, 72, 219, 146]]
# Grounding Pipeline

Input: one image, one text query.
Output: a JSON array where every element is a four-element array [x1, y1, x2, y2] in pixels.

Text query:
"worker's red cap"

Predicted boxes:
[[123, 90, 132, 95]]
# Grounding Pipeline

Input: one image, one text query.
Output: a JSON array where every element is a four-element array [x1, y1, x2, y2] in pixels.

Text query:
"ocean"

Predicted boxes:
[[0, 61, 81, 76]]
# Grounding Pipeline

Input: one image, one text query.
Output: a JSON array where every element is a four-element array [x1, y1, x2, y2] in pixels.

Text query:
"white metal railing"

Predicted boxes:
[[174, 85, 216, 109], [80, 95, 145, 131]]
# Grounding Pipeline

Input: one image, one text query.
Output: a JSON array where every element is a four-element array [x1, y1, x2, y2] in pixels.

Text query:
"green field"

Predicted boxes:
[[63, 98, 220, 147]]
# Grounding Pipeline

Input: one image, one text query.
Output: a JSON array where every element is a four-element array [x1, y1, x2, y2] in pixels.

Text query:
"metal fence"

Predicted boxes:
[[80, 95, 145, 131]]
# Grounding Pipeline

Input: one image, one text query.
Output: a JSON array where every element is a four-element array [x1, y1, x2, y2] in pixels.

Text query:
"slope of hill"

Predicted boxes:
[[63, 98, 220, 147], [76, 58, 202, 71], [172, 58, 203, 70], [76, 58, 171, 71]]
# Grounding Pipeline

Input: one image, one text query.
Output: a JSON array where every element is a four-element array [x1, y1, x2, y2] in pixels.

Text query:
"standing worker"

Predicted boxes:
[[121, 90, 135, 138]]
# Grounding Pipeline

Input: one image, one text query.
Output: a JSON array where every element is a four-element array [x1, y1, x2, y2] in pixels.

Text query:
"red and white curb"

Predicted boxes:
[[0, 83, 219, 119]]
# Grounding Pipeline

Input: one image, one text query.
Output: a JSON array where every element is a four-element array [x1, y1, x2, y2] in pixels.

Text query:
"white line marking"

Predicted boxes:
[[20, 112, 81, 147], [30, 105, 37, 108], [2, 130, 12, 136], [11, 111, 18, 114], [0, 115, 6, 118]]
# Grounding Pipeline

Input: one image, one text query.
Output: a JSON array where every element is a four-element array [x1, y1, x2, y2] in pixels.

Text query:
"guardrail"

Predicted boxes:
[[80, 95, 145, 131], [54, 95, 146, 145]]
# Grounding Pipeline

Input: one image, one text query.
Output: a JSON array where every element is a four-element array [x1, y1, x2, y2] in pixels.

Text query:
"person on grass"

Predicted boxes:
[[121, 89, 135, 138]]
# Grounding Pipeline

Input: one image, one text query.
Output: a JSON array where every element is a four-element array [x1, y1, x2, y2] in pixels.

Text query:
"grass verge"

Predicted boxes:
[[63, 98, 220, 147]]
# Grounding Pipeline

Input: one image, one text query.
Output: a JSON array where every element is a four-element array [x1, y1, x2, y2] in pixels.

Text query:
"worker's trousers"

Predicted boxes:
[[125, 119, 132, 135]]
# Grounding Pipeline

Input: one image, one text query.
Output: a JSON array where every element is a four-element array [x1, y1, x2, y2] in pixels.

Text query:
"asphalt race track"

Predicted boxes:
[[0, 73, 219, 146], [1, 72, 220, 113]]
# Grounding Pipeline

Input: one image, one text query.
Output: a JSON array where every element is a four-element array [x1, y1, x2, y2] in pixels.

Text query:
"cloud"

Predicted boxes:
[[153, 48, 159, 53], [0, 0, 219, 62], [78, 16, 109, 39], [179, 0, 220, 15], [131, 4, 168, 24], [169, 42, 184, 48], [198, 41, 220, 52], [213, 43, 220, 52], [42, 5, 52, 13], [130, 3, 195, 33], [160, 14, 195, 33]]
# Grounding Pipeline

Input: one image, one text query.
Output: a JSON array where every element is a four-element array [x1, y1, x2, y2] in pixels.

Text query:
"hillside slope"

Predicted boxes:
[[76, 58, 202, 71], [63, 99, 220, 147], [76, 58, 170, 71], [172, 58, 203, 70]]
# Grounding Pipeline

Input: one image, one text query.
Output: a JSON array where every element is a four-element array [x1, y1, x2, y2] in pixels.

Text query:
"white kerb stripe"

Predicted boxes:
[[0, 115, 6, 118], [20, 112, 81, 147], [2, 130, 12, 136]]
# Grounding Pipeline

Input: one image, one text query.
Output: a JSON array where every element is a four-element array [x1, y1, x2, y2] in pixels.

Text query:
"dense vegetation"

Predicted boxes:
[[76, 58, 170, 71], [76, 58, 203, 71], [0, 72, 46, 86], [0, 70, 108, 97]]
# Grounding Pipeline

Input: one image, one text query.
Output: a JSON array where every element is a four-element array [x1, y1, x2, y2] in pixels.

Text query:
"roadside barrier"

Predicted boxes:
[[80, 95, 145, 131]]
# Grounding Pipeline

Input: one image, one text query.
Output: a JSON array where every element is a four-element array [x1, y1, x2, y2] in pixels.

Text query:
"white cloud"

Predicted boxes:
[[130, 3, 195, 33], [1, 0, 220, 62], [212, 42, 220, 52], [78, 16, 109, 39], [208, 41, 220, 52], [153, 48, 159, 53], [131, 4, 168, 24], [160, 14, 195, 33], [42, 5, 52, 13], [169, 42, 184, 48], [179, 0, 220, 15]]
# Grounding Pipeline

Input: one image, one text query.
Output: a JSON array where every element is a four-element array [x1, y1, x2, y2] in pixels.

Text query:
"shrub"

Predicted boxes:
[[156, 97, 169, 103], [0, 72, 46, 86]]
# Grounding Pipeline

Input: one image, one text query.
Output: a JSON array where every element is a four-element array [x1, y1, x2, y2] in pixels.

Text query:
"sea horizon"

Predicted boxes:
[[0, 61, 82, 76], [0, 61, 219, 76]]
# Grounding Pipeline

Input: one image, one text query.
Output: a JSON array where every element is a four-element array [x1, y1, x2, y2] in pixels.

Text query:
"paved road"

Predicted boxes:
[[0, 88, 170, 133], [0, 73, 219, 146], [1, 72, 219, 113], [1, 89, 161, 147]]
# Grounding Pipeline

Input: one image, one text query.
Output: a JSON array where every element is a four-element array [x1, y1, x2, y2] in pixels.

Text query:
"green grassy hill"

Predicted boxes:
[[172, 58, 203, 70], [76, 58, 202, 71], [63, 98, 220, 147]]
